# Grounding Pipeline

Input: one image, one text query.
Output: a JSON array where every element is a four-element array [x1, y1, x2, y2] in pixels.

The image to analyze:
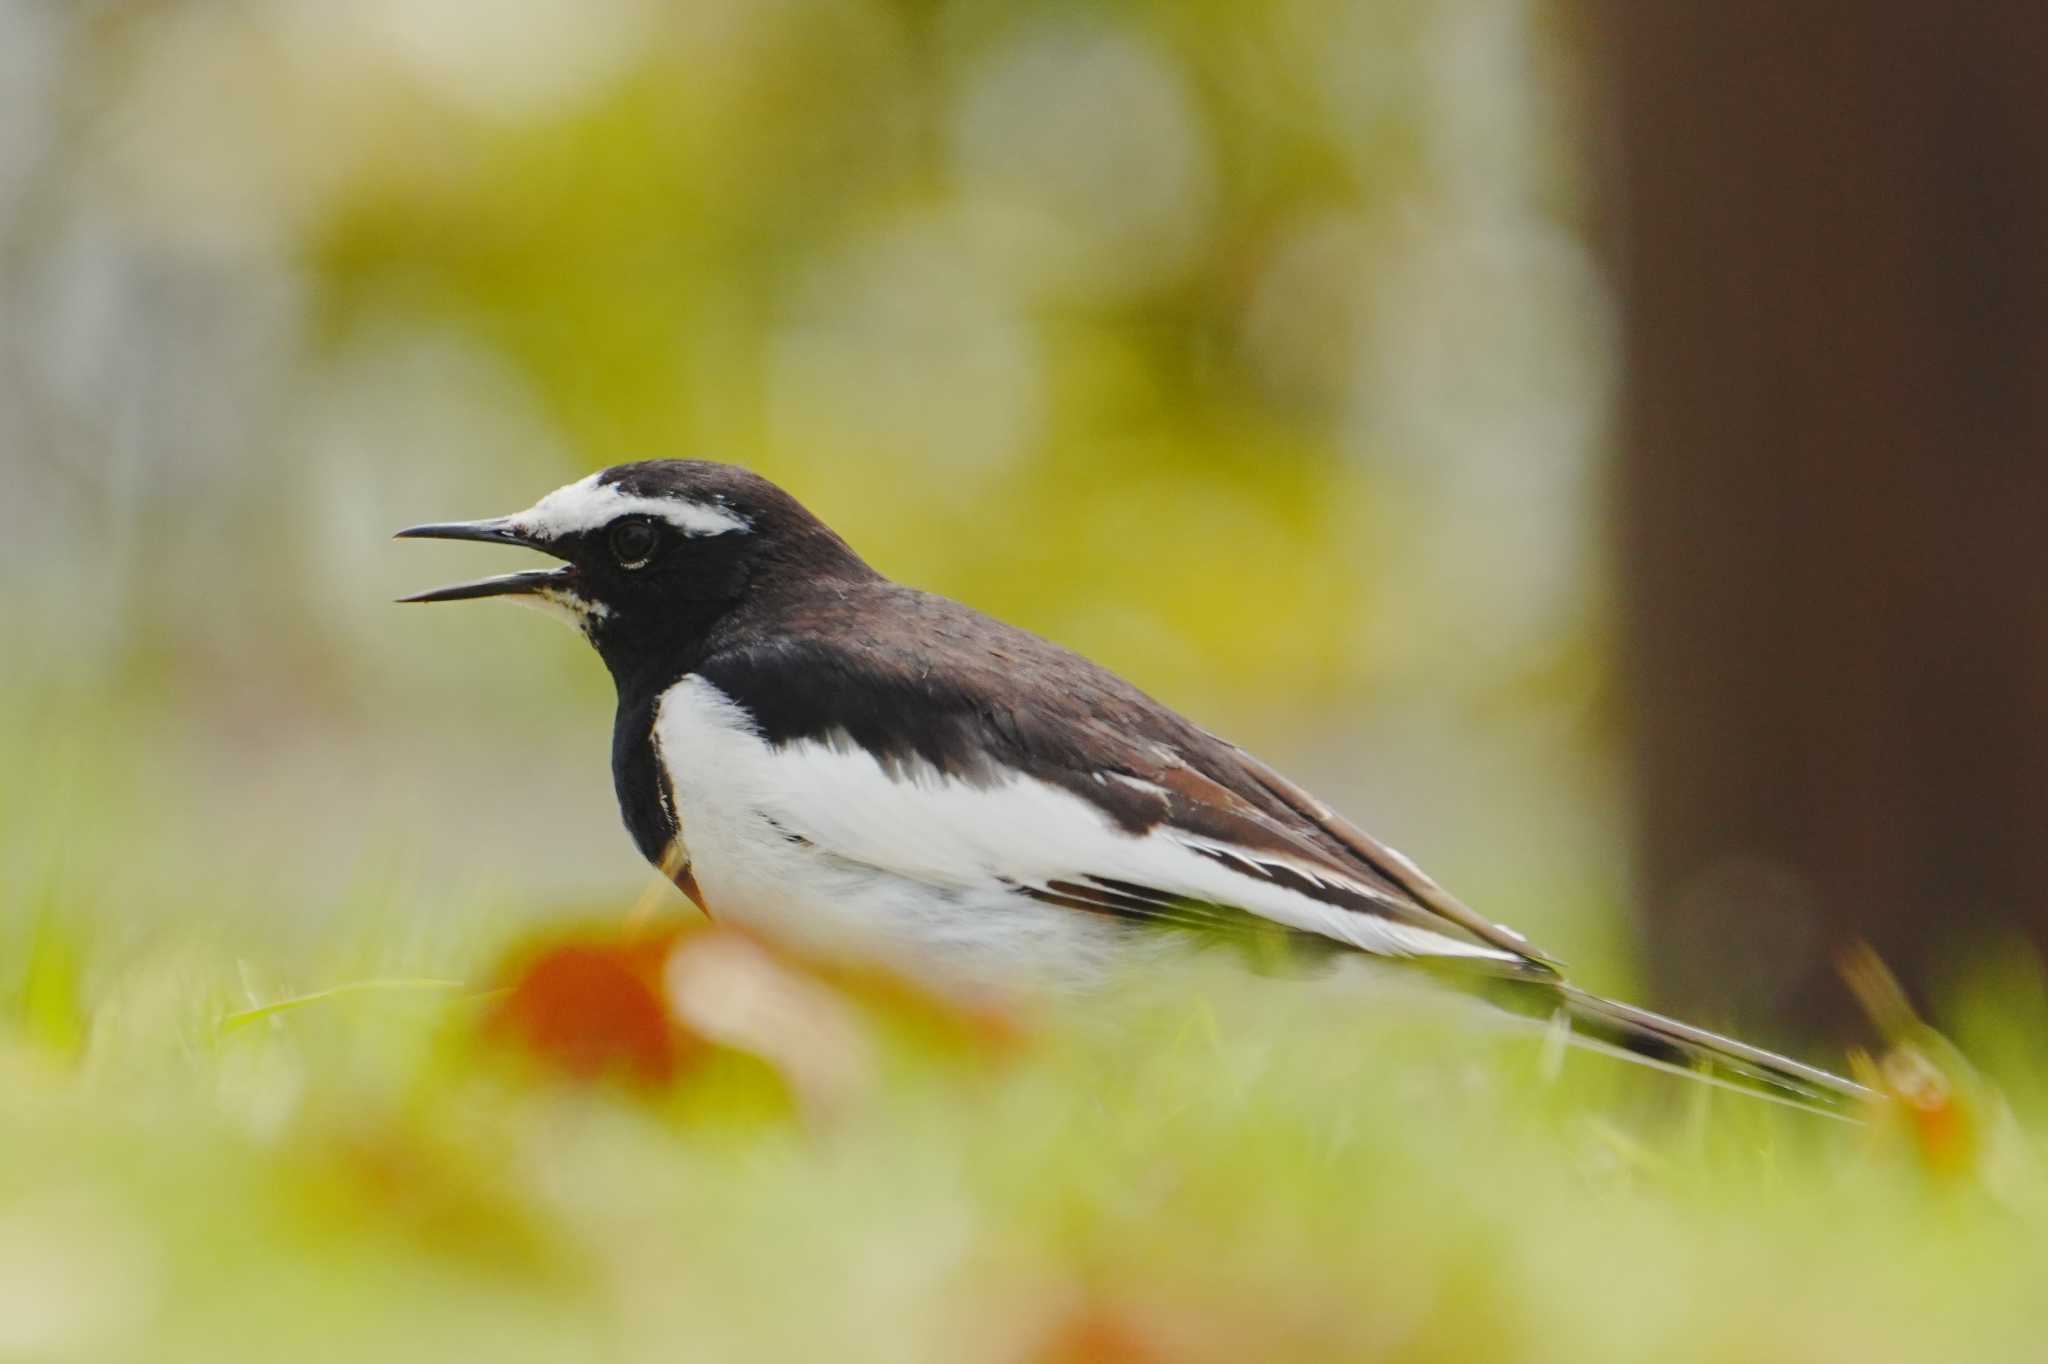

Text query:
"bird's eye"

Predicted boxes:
[[609, 519, 660, 569]]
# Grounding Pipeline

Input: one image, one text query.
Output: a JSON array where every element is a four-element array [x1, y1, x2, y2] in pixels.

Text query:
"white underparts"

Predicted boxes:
[[513, 471, 751, 540], [650, 675, 1515, 988]]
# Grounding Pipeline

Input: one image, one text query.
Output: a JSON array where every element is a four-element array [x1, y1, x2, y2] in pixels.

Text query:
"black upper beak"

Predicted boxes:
[[394, 518, 572, 604], [394, 519, 539, 550]]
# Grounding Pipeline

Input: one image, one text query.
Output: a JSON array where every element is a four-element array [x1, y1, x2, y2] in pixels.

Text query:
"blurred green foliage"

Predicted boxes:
[[2, 884, 2047, 1364], [8, 0, 1606, 711]]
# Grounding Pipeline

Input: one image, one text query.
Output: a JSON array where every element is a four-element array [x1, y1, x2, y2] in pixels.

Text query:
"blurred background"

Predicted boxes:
[[1, 0, 2041, 1044]]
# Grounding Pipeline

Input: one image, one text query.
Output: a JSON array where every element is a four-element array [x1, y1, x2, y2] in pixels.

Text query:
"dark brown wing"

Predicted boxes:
[[1212, 744, 1561, 968]]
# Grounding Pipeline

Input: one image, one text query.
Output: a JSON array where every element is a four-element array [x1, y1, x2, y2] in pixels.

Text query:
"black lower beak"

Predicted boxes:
[[396, 567, 571, 604], [395, 518, 572, 604]]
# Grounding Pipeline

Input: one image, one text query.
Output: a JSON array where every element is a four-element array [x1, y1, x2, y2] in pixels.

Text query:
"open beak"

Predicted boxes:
[[394, 518, 573, 605]]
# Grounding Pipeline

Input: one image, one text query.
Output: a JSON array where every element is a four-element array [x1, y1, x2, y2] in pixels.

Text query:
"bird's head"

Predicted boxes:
[[398, 460, 869, 688]]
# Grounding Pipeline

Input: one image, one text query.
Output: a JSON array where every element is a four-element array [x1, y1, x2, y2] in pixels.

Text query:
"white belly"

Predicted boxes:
[[650, 676, 1139, 990]]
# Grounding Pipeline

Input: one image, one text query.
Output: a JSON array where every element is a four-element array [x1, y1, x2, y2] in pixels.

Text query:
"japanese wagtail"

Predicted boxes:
[[400, 460, 1867, 1110]]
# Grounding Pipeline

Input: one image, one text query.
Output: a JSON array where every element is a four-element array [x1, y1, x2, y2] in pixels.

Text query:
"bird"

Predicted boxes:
[[398, 459, 1869, 1112]]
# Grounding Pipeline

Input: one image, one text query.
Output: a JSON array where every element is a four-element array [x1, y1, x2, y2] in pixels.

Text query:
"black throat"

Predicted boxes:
[[611, 687, 679, 870]]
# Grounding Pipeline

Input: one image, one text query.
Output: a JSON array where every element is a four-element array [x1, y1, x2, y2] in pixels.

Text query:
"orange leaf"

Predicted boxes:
[[486, 929, 692, 1085]]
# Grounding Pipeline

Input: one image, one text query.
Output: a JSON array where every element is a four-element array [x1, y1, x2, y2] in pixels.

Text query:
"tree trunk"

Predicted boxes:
[[1597, 6, 2048, 1042]]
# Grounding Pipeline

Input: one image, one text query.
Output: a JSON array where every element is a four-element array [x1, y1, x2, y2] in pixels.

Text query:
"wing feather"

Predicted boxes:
[[692, 604, 1557, 972]]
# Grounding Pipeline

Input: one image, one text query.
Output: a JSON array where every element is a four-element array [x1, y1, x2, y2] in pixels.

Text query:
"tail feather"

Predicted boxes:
[[1556, 984, 1873, 1113]]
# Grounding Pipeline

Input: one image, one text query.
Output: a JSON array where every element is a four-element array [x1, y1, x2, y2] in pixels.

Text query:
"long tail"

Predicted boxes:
[[1556, 984, 1873, 1114]]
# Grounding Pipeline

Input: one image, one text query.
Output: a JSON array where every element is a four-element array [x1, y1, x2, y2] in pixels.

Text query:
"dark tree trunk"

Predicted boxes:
[[1596, 6, 2048, 1042]]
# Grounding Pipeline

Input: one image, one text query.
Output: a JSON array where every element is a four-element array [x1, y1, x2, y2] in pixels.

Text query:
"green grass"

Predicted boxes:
[[5, 689, 2047, 1363], [8, 898, 2048, 1364]]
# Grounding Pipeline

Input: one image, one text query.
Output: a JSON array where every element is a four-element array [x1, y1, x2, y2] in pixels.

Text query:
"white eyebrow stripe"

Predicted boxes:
[[512, 472, 751, 540]]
